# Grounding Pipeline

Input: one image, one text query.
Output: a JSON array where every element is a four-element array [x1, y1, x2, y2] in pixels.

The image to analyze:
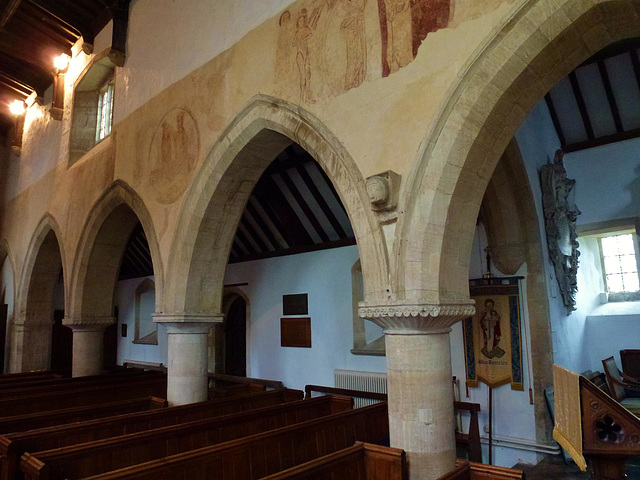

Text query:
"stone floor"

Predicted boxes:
[[515, 456, 640, 480]]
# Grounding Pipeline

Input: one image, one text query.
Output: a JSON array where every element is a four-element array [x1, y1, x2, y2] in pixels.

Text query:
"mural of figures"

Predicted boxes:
[[479, 298, 504, 359], [339, 0, 367, 90], [148, 108, 200, 204], [276, 0, 369, 102], [293, 9, 314, 103], [377, 0, 452, 77]]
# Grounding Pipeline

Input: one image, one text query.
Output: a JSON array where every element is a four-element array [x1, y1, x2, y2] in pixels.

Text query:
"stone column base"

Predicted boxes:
[[154, 313, 223, 405], [63, 316, 114, 377]]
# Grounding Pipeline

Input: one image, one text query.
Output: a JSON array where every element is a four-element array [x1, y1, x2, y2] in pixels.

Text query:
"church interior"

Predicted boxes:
[[0, 1, 639, 479]]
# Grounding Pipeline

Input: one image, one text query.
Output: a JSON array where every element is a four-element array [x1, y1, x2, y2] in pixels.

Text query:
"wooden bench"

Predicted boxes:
[[22, 401, 388, 480], [259, 442, 406, 480], [20, 395, 353, 480], [208, 373, 284, 391], [0, 371, 162, 399], [1, 389, 302, 480], [0, 396, 166, 435], [0, 376, 167, 418], [0, 373, 65, 389], [437, 460, 524, 479], [208, 382, 265, 398], [305, 385, 482, 462]]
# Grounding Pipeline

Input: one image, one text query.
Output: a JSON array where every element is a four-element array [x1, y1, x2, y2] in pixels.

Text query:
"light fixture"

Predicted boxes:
[[53, 54, 70, 72], [9, 99, 26, 116]]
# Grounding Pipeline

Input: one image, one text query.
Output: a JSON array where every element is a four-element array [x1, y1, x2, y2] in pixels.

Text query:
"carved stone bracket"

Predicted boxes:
[[153, 313, 223, 334], [359, 302, 476, 334], [540, 150, 581, 314], [62, 316, 115, 332]]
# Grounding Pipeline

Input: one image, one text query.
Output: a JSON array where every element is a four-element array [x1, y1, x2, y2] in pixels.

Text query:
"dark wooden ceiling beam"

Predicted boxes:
[[10, 6, 77, 47], [0, 0, 22, 28], [0, 73, 33, 97], [245, 202, 282, 251], [295, 163, 347, 238], [597, 60, 623, 133], [278, 170, 330, 243], [568, 71, 595, 140], [24, 0, 81, 38], [544, 93, 566, 146], [0, 51, 49, 95], [228, 237, 357, 264], [563, 127, 640, 153], [239, 216, 268, 253], [235, 228, 257, 256], [108, 0, 130, 66]]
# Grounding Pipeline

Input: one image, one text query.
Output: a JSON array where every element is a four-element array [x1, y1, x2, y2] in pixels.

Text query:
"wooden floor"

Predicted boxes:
[[515, 455, 640, 480]]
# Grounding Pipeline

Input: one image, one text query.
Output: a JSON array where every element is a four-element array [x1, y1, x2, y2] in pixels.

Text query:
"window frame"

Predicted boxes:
[[598, 232, 640, 302]]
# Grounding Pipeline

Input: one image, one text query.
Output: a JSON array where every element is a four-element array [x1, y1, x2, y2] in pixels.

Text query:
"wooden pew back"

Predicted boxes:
[[23, 401, 388, 480], [21, 395, 352, 480], [0, 377, 167, 418], [259, 442, 406, 480], [437, 461, 524, 480]]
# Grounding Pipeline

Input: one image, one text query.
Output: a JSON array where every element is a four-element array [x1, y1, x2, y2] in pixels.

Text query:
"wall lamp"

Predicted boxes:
[[51, 54, 70, 120]]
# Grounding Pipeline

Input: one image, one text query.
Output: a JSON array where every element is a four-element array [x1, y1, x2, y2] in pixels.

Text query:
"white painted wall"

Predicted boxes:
[[224, 245, 386, 390], [116, 0, 296, 124], [115, 276, 168, 365], [450, 224, 538, 467]]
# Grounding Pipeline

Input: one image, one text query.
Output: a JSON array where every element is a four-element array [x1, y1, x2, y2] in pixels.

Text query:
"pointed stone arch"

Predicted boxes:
[[11, 214, 66, 372], [0, 239, 16, 373], [162, 95, 388, 317], [66, 180, 163, 375], [397, 0, 640, 305]]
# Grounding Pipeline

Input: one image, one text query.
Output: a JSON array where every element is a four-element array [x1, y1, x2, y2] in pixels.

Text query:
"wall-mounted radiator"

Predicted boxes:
[[334, 369, 388, 407]]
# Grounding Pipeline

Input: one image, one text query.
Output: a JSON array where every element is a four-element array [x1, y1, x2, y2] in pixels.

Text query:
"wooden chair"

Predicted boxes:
[[601, 356, 640, 415]]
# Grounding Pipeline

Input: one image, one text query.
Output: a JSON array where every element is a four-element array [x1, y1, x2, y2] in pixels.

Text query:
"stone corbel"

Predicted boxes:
[[366, 171, 401, 214], [62, 316, 115, 331]]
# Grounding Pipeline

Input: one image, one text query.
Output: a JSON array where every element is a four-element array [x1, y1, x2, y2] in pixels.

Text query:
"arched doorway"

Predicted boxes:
[[222, 293, 246, 377]]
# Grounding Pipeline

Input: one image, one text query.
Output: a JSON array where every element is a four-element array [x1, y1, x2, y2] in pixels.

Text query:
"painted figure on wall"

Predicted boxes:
[[377, 0, 452, 76], [293, 9, 314, 103], [480, 298, 504, 359], [339, 0, 367, 90]]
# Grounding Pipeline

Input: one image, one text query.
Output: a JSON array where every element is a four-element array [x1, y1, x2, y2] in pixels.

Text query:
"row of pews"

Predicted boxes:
[[0, 369, 524, 480]]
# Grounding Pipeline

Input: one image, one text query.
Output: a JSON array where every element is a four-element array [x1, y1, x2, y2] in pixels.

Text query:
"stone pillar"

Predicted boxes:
[[360, 303, 475, 480], [63, 317, 114, 377], [154, 314, 223, 405], [10, 313, 54, 372]]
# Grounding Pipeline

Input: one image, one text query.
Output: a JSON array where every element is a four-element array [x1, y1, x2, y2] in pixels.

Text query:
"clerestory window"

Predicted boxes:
[[96, 81, 114, 143]]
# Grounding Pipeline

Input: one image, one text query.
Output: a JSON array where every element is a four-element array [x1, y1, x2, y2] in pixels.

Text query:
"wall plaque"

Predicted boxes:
[[281, 317, 311, 348]]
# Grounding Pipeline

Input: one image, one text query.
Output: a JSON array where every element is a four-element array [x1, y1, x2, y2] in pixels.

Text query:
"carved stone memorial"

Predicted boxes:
[[540, 150, 581, 314]]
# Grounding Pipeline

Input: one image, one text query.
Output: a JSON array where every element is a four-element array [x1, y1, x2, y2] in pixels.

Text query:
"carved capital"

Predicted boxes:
[[63, 316, 115, 331], [359, 302, 475, 334], [153, 313, 223, 334]]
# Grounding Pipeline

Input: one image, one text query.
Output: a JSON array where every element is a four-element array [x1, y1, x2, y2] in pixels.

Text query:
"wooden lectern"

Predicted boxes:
[[554, 365, 640, 480]]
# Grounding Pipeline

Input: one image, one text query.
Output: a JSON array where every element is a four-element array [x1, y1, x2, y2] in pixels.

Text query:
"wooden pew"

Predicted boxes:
[[437, 461, 524, 479], [22, 401, 388, 480], [305, 385, 482, 462], [0, 396, 166, 435], [1, 389, 302, 479], [20, 395, 352, 480], [0, 376, 167, 418], [208, 382, 265, 398], [208, 373, 284, 391], [259, 442, 406, 480], [0, 371, 162, 398], [0, 372, 66, 388]]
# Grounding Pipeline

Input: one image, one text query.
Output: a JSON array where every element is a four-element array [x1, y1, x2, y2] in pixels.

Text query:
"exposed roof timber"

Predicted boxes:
[[0, 0, 21, 29], [546, 39, 640, 153]]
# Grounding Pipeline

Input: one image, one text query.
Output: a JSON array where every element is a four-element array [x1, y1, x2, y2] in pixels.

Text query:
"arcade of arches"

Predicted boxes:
[[2, 1, 640, 479]]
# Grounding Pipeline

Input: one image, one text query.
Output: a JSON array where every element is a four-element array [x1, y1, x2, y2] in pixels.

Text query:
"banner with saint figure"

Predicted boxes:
[[463, 278, 524, 390]]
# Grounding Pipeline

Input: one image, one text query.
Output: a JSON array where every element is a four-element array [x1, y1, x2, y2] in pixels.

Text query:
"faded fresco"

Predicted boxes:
[[148, 108, 200, 204], [276, 0, 453, 101]]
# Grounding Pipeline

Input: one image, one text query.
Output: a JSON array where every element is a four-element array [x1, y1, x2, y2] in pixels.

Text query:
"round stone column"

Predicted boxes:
[[63, 316, 114, 377], [9, 313, 54, 372], [154, 314, 222, 405], [360, 303, 475, 480]]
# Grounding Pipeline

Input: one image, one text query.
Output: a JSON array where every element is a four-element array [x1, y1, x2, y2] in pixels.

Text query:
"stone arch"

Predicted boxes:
[[163, 95, 388, 315], [68, 180, 164, 321], [12, 214, 67, 371], [0, 239, 15, 372], [397, 0, 640, 304]]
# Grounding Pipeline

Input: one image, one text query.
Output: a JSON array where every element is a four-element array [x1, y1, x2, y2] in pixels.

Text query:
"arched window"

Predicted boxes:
[[133, 278, 157, 345]]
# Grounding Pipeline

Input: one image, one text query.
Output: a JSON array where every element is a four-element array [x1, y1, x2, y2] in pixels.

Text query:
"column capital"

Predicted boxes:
[[63, 316, 114, 331], [153, 313, 223, 334], [358, 301, 475, 334]]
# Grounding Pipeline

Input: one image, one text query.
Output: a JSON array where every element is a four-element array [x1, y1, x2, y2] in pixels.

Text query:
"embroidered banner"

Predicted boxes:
[[463, 278, 524, 390]]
